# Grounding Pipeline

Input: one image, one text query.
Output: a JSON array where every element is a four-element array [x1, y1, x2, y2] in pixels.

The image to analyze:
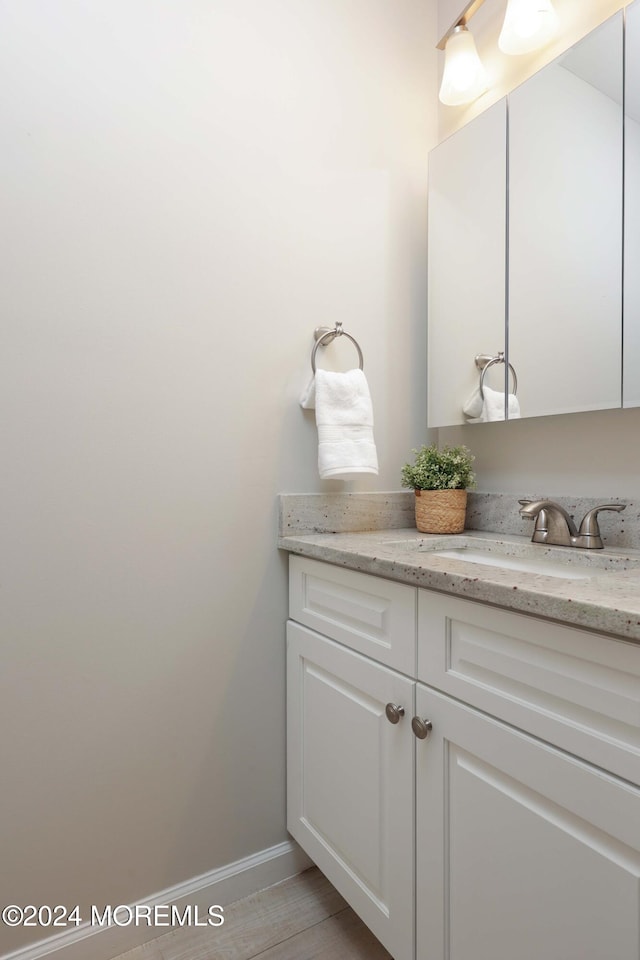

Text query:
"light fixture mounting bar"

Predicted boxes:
[[436, 0, 487, 49]]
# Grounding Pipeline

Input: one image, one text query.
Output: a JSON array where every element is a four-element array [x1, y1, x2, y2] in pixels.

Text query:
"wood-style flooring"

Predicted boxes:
[[110, 867, 392, 960]]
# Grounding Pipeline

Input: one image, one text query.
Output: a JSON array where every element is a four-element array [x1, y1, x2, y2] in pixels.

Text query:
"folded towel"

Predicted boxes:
[[465, 385, 521, 422], [462, 386, 483, 419], [483, 385, 509, 421], [302, 369, 378, 479], [299, 376, 316, 409], [505, 392, 521, 420]]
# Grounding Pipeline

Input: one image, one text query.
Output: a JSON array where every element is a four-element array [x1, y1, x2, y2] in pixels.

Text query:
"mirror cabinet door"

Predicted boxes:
[[427, 98, 507, 428], [508, 13, 623, 419], [624, 0, 640, 407]]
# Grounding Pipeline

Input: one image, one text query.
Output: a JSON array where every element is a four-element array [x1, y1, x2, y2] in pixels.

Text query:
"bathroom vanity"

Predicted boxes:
[[280, 512, 640, 960]]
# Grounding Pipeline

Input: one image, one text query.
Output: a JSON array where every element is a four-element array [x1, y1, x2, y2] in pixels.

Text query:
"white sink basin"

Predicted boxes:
[[431, 546, 592, 580], [381, 534, 640, 580]]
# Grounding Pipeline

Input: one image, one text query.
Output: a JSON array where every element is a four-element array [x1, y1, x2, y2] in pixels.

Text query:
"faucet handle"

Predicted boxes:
[[576, 503, 626, 548]]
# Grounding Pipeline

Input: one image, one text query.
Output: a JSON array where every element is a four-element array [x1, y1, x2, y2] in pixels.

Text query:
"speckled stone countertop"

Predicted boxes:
[[278, 494, 640, 644]]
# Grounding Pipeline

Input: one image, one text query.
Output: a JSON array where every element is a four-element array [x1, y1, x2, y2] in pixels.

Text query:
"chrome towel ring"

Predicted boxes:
[[311, 322, 364, 373], [476, 351, 518, 399]]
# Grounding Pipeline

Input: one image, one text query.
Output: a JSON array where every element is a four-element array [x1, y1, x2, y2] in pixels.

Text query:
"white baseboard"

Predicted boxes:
[[1, 840, 313, 960]]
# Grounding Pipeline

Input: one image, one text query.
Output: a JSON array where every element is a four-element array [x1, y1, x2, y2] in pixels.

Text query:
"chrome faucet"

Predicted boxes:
[[518, 499, 625, 549]]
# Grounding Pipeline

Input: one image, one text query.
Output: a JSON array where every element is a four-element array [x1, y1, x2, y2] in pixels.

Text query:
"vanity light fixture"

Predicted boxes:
[[498, 0, 559, 55], [437, 0, 559, 106], [439, 23, 488, 106]]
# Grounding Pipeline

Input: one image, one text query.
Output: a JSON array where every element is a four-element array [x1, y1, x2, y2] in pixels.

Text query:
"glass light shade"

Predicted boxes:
[[498, 0, 559, 55], [439, 25, 488, 106]]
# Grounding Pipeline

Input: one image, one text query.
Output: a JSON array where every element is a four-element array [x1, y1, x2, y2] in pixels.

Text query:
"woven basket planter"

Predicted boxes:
[[414, 489, 467, 534]]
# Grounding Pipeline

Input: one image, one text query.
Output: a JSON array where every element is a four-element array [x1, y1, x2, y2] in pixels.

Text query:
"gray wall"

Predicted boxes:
[[0, 2, 436, 952]]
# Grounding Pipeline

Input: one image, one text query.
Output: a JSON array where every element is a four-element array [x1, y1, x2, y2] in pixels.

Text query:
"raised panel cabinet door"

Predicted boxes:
[[415, 684, 640, 960], [417, 589, 640, 785], [289, 555, 416, 675], [287, 622, 415, 960]]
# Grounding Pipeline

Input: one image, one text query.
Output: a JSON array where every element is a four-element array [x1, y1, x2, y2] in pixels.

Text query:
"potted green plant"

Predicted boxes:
[[401, 444, 475, 534]]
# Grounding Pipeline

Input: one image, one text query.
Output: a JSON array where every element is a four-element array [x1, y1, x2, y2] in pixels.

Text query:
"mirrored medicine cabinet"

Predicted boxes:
[[625, 0, 640, 406], [427, 4, 636, 427]]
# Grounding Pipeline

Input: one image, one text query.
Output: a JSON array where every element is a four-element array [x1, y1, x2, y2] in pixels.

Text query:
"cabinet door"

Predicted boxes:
[[624, 0, 640, 406], [509, 13, 623, 418], [416, 684, 640, 960], [417, 589, 640, 785], [427, 97, 507, 427], [289, 555, 416, 675], [287, 622, 414, 960]]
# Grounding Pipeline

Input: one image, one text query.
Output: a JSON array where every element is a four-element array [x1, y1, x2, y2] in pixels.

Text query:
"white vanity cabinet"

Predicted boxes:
[[416, 591, 640, 960], [416, 685, 640, 960], [286, 556, 640, 960], [287, 623, 415, 959], [286, 557, 417, 959]]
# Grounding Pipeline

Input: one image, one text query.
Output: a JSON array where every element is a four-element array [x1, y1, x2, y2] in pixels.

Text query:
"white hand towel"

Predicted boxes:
[[506, 393, 521, 419], [462, 386, 483, 419], [465, 386, 521, 422], [299, 376, 316, 409], [310, 369, 379, 479], [481, 385, 521, 421], [482, 385, 508, 421]]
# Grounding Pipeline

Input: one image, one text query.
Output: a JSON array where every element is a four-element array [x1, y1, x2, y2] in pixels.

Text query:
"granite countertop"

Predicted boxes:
[[278, 527, 640, 645]]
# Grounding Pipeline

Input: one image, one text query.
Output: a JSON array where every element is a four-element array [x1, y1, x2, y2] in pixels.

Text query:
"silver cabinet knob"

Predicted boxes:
[[385, 703, 405, 724], [411, 716, 433, 740]]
